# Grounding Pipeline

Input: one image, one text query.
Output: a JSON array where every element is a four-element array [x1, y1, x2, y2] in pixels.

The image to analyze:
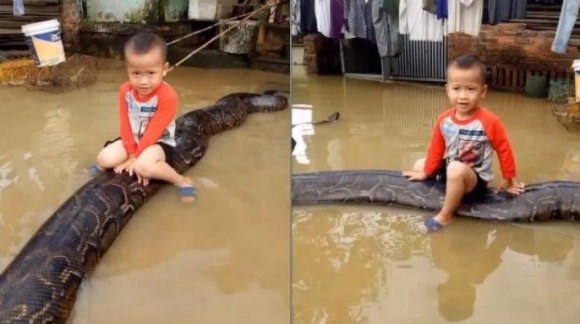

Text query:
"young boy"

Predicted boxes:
[[402, 55, 525, 232], [87, 31, 195, 203]]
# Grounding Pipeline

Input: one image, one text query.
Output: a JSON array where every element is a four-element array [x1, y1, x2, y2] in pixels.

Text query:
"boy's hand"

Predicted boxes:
[[114, 157, 150, 186], [402, 170, 428, 181], [135, 172, 150, 187], [114, 156, 136, 174], [496, 178, 525, 195]]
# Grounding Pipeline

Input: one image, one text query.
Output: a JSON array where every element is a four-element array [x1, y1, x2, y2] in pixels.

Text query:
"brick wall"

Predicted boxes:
[[60, 0, 81, 54], [449, 23, 578, 90], [302, 34, 341, 75], [303, 34, 319, 74]]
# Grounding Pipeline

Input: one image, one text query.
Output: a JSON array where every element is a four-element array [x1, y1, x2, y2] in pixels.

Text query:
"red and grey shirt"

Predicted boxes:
[[118, 81, 177, 157], [423, 106, 516, 182]]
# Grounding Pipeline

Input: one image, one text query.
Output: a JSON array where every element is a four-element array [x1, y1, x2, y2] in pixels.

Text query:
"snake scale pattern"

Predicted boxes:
[[0, 91, 287, 323], [292, 170, 580, 222]]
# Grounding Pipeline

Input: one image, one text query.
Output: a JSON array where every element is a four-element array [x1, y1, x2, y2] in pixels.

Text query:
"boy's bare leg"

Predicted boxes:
[[413, 159, 477, 225], [435, 161, 478, 224], [134, 145, 195, 202], [88, 140, 128, 173]]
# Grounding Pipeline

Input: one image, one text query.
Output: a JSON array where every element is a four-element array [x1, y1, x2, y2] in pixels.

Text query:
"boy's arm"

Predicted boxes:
[[118, 88, 137, 156], [134, 90, 178, 157], [489, 119, 516, 179], [423, 116, 446, 176]]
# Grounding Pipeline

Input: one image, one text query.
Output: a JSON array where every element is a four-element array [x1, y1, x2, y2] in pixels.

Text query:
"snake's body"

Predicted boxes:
[[0, 92, 287, 323], [292, 170, 580, 222]]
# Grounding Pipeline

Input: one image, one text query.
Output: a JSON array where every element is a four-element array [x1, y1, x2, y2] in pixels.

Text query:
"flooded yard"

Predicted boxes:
[[0, 59, 290, 323], [292, 66, 580, 323]]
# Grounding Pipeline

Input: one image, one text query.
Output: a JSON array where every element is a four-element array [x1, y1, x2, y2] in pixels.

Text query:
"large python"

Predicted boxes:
[[0, 91, 287, 323], [292, 170, 580, 222]]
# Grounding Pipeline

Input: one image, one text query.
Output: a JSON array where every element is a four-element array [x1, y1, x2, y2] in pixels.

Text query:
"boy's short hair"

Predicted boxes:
[[124, 31, 167, 61], [448, 55, 487, 84]]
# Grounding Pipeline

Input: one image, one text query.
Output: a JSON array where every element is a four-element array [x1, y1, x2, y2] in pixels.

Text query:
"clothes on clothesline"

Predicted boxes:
[[436, 0, 448, 19], [382, 0, 400, 13], [300, 0, 318, 34], [296, 0, 580, 52], [400, 0, 447, 41], [448, 0, 483, 37], [372, 0, 402, 57], [291, 0, 301, 36], [345, 0, 376, 41], [487, 0, 526, 25], [315, 0, 331, 37], [329, 0, 345, 38], [552, 0, 580, 53], [423, 0, 437, 14]]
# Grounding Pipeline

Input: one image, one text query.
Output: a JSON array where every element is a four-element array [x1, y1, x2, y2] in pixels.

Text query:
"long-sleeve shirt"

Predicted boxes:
[[118, 81, 177, 157], [423, 107, 516, 182]]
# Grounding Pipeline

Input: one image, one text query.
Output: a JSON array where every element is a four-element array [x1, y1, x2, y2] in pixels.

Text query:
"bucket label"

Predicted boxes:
[[32, 30, 61, 42], [24, 30, 65, 67]]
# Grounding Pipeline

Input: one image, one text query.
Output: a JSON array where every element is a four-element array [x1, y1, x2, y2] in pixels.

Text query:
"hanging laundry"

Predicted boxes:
[[372, 0, 402, 57], [300, 0, 318, 34], [510, 0, 527, 19], [329, 0, 345, 39], [552, 0, 580, 54], [382, 0, 399, 14], [400, 0, 448, 41], [291, 0, 301, 36], [423, 0, 437, 14], [436, 0, 448, 19], [315, 0, 332, 37], [448, 0, 483, 37], [488, 0, 526, 25], [13, 0, 24, 16], [487, 0, 510, 25], [345, 0, 376, 42]]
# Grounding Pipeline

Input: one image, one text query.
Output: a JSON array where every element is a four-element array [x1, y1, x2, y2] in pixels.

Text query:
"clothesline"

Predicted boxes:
[[293, 0, 575, 59]]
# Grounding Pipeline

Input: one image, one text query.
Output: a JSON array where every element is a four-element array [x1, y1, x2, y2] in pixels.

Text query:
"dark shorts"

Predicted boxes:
[[431, 159, 489, 201], [104, 137, 174, 164]]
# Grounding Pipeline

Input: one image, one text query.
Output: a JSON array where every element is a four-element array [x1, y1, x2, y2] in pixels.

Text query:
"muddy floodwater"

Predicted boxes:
[[0, 59, 290, 323], [292, 66, 580, 323]]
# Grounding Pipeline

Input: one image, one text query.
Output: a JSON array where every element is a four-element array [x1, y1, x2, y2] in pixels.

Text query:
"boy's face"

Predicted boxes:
[[445, 65, 487, 115], [125, 47, 168, 97]]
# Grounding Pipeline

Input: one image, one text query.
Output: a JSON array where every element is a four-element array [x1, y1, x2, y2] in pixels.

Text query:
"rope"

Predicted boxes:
[[167, 10, 260, 46], [167, 0, 279, 73]]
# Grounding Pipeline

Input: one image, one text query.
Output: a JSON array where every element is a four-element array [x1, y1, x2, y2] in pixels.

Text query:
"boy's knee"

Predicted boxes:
[[446, 161, 470, 179], [96, 151, 117, 169], [134, 158, 156, 177]]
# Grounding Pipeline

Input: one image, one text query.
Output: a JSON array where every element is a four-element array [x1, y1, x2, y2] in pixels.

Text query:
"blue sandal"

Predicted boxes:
[[86, 164, 101, 176], [178, 185, 196, 200], [424, 217, 444, 233]]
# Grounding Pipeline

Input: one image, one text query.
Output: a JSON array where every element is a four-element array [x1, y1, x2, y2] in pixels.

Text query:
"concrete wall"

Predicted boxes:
[[80, 0, 188, 23], [160, 0, 189, 22]]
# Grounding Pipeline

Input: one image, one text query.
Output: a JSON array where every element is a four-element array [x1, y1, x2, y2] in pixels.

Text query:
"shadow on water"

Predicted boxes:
[[292, 66, 580, 323]]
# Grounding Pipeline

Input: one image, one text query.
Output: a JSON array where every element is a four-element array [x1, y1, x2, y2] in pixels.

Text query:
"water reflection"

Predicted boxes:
[[431, 221, 511, 322], [293, 206, 578, 323]]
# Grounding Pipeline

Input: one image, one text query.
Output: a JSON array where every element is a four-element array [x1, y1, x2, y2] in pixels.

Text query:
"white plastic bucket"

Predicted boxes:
[[21, 19, 66, 67]]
